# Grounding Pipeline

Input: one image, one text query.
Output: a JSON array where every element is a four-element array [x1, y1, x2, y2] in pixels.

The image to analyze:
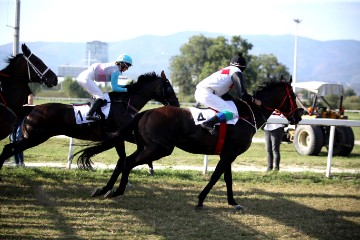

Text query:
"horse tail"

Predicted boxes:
[[74, 111, 147, 170]]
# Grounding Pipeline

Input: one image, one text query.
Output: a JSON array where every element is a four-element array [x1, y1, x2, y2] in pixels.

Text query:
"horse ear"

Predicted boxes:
[[289, 75, 293, 83], [161, 70, 166, 80], [21, 44, 31, 56]]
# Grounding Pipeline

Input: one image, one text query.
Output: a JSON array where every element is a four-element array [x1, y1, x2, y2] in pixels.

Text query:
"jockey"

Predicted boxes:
[[76, 54, 133, 121], [194, 52, 261, 135]]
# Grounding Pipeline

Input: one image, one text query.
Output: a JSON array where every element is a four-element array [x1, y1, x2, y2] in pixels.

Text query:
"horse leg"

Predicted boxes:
[[0, 138, 35, 169], [91, 141, 127, 197], [106, 144, 172, 198], [223, 164, 244, 211], [197, 159, 227, 208], [104, 153, 138, 198], [148, 161, 154, 175], [0, 136, 51, 175]]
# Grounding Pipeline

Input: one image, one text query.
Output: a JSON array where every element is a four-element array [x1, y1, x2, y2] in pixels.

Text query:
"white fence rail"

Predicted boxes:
[[266, 117, 360, 177], [203, 117, 360, 178]]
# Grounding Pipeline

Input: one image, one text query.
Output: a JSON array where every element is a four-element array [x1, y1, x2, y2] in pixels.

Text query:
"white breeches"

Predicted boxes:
[[77, 76, 105, 99], [194, 88, 238, 117]]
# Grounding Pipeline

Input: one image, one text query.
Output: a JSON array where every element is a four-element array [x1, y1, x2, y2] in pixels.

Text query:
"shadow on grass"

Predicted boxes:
[[237, 188, 360, 240], [1, 167, 359, 239]]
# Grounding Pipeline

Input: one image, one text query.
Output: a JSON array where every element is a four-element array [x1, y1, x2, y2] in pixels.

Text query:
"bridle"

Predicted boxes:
[[23, 53, 51, 84], [0, 53, 50, 122], [262, 84, 298, 118]]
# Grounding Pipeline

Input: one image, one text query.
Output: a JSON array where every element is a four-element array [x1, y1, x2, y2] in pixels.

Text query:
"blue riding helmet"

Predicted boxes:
[[116, 54, 133, 66]]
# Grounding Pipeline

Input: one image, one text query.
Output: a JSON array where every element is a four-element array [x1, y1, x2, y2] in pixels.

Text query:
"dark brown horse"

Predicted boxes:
[[0, 44, 58, 140], [76, 77, 303, 210], [0, 71, 179, 174]]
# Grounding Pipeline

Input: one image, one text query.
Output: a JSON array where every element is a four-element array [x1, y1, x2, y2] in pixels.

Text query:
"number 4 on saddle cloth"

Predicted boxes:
[[73, 94, 111, 124], [189, 101, 239, 154]]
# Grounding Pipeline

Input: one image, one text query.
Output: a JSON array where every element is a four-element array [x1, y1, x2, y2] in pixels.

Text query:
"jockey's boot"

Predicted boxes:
[[86, 98, 105, 121], [201, 115, 221, 135]]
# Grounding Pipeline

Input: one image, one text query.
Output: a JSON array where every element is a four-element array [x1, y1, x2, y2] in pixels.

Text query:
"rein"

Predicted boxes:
[[0, 72, 10, 78], [0, 102, 18, 120], [238, 101, 258, 132]]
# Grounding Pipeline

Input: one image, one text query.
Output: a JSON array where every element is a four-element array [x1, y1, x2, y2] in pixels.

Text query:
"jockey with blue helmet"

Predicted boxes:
[[76, 53, 133, 121], [110, 54, 133, 92]]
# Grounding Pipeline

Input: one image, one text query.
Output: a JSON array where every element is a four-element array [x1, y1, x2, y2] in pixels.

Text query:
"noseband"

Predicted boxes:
[[23, 53, 50, 84], [263, 84, 298, 118]]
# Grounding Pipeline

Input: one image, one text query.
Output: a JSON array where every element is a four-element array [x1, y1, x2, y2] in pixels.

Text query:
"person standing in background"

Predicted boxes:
[[263, 110, 285, 171], [10, 93, 34, 167]]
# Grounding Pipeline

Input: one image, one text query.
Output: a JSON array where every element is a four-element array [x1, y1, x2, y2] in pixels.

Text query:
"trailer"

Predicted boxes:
[[283, 81, 355, 156]]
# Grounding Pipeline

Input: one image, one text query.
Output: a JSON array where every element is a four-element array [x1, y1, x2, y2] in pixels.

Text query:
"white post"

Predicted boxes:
[[293, 19, 301, 93], [326, 126, 336, 178], [11, 0, 21, 55], [203, 155, 208, 175], [67, 137, 74, 169]]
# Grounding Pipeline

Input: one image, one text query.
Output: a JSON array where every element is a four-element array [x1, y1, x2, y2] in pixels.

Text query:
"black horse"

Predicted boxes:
[[76, 77, 303, 210], [0, 44, 58, 140], [0, 71, 179, 173]]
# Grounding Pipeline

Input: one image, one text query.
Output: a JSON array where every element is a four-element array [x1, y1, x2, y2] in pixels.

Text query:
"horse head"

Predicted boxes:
[[20, 44, 58, 87], [254, 76, 302, 125], [158, 70, 180, 107], [128, 71, 180, 107]]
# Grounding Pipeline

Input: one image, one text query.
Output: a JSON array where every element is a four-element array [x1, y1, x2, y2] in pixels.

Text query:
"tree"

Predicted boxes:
[[249, 54, 290, 87], [28, 82, 42, 95], [169, 35, 289, 99], [61, 77, 90, 98], [344, 88, 356, 97], [343, 95, 360, 110]]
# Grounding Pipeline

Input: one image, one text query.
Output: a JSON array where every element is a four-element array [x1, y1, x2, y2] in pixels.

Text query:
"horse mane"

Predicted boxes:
[[137, 71, 159, 84], [1, 54, 22, 73], [254, 77, 291, 95], [1, 43, 29, 72]]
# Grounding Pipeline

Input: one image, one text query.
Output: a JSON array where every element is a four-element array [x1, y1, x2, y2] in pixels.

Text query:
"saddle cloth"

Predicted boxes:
[[73, 93, 111, 124], [189, 101, 239, 125]]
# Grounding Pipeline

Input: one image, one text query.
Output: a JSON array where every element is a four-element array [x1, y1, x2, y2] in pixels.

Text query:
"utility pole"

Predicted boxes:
[[13, 0, 21, 55], [293, 18, 301, 93]]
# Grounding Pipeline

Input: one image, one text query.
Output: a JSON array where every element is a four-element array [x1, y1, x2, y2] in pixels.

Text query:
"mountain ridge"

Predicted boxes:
[[1, 31, 359, 94]]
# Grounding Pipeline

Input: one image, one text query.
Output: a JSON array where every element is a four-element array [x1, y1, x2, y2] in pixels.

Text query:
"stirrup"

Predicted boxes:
[[86, 114, 101, 121]]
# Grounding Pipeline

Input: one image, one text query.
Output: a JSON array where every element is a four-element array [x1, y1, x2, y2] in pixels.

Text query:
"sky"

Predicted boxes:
[[0, 0, 360, 46]]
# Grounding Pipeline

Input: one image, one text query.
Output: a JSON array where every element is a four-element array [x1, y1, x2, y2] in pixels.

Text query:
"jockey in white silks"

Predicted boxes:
[[194, 52, 262, 135], [76, 54, 133, 121]]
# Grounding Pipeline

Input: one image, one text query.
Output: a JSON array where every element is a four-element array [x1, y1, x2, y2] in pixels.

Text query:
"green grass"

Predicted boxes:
[[1, 137, 359, 173], [1, 108, 360, 239], [0, 167, 359, 239], [1, 135, 360, 172]]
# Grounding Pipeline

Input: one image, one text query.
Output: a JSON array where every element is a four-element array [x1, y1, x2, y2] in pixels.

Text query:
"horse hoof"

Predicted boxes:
[[91, 188, 104, 197], [127, 182, 133, 188], [104, 190, 114, 199], [234, 205, 245, 213], [148, 169, 155, 176], [195, 204, 203, 210]]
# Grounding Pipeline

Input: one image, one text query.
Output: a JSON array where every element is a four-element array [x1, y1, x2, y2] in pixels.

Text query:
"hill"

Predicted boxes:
[[1, 31, 359, 94]]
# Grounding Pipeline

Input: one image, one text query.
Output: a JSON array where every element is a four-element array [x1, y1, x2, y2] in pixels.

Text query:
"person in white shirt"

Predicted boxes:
[[194, 52, 261, 135], [263, 110, 285, 171], [76, 54, 133, 121]]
